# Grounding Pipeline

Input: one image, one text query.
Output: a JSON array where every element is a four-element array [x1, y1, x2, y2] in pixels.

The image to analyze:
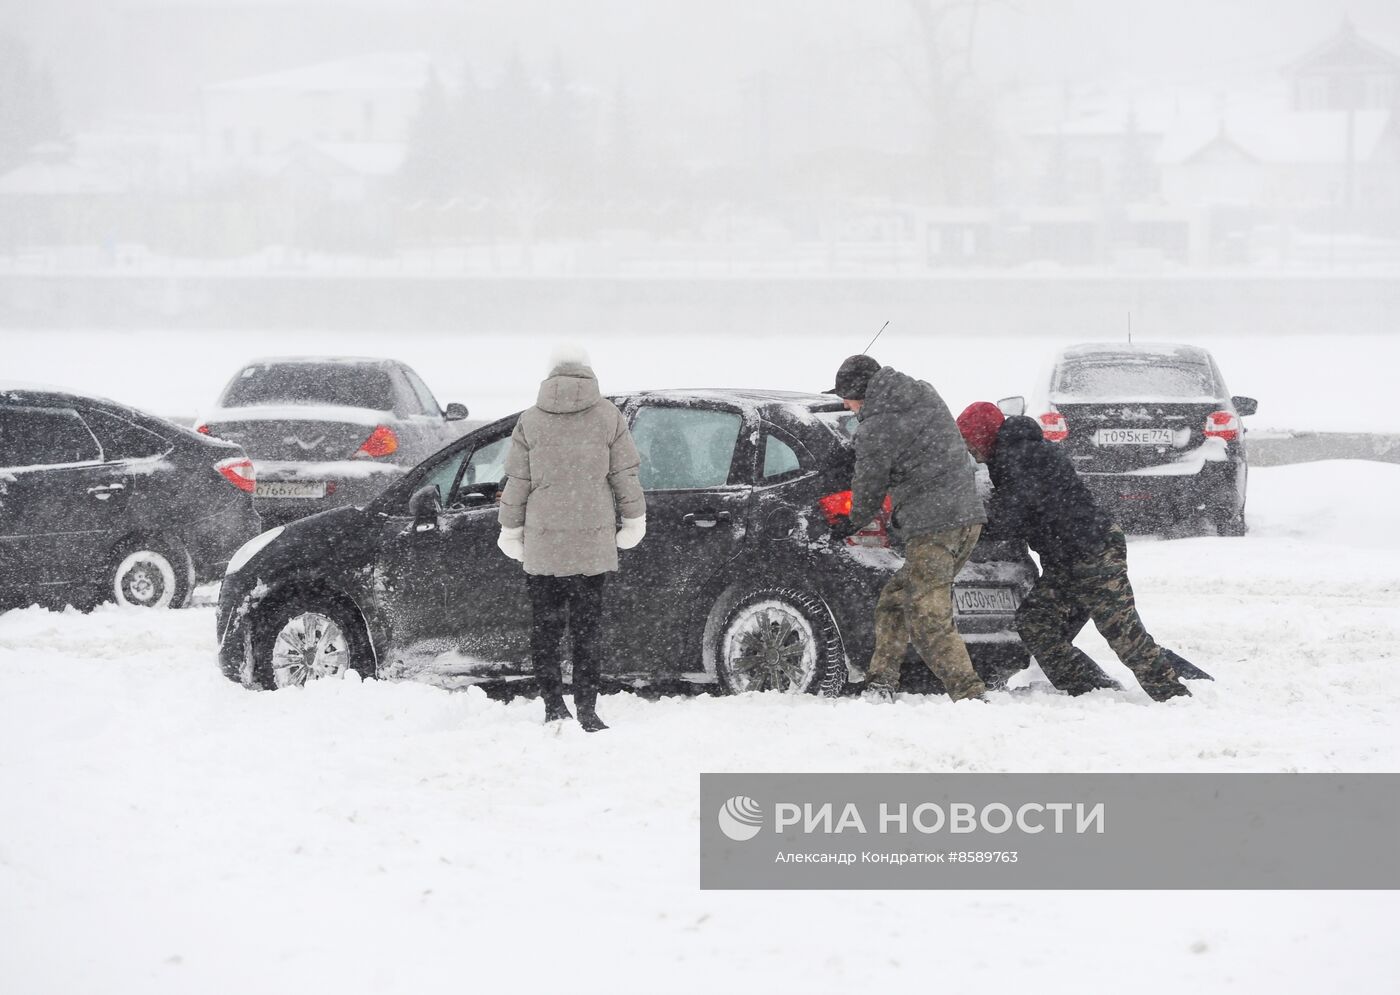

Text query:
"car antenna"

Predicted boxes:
[[1127, 311, 1133, 345], [863, 320, 890, 355]]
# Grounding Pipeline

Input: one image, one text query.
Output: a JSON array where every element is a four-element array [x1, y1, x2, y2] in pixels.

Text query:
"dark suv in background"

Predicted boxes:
[[216, 388, 1036, 697], [197, 357, 472, 527], [1029, 343, 1256, 535], [1, 383, 261, 610]]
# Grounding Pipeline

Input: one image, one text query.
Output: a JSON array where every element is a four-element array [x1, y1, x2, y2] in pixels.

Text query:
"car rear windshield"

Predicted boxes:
[[220, 363, 395, 410], [1055, 361, 1215, 400]]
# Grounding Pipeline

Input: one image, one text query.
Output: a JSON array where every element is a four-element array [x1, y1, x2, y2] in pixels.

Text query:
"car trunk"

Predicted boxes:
[[1055, 401, 1221, 473], [202, 418, 378, 462]]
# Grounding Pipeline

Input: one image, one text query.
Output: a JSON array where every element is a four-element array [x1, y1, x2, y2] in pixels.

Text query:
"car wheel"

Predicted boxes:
[[1215, 513, 1248, 537], [108, 537, 194, 609], [251, 592, 375, 690], [714, 588, 845, 697]]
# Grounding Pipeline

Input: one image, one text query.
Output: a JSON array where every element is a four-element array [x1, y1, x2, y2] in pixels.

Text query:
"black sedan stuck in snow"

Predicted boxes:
[[216, 389, 1036, 697], [1, 383, 262, 610]]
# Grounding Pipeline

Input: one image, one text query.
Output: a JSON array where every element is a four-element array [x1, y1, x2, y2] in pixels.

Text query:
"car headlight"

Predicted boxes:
[[226, 526, 285, 577]]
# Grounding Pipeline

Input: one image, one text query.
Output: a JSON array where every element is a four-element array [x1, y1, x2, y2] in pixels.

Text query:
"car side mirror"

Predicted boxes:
[[997, 395, 1027, 417], [1232, 396, 1258, 417], [444, 403, 469, 421], [408, 484, 442, 531]]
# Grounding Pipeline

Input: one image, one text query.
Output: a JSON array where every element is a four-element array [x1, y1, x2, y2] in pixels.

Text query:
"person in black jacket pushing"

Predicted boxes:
[[956, 402, 1193, 702]]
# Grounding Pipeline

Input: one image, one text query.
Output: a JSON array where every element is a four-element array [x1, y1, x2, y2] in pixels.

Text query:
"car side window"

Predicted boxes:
[[461, 436, 510, 491], [419, 448, 472, 508], [631, 406, 743, 491], [0, 407, 102, 469], [762, 433, 802, 479], [403, 368, 442, 417], [81, 409, 172, 461]]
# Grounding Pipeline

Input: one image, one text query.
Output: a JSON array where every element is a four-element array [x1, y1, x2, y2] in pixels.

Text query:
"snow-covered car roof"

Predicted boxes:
[[0, 378, 85, 397], [1057, 342, 1212, 365], [241, 356, 401, 367], [633, 388, 845, 407]]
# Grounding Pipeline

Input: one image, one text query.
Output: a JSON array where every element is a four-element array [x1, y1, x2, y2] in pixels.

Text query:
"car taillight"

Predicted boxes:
[[1039, 411, 1068, 442], [818, 491, 893, 547], [216, 456, 256, 493], [355, 425, 399, 459], [1204, 411, 1239, 442], [195, 424, 210, 435]]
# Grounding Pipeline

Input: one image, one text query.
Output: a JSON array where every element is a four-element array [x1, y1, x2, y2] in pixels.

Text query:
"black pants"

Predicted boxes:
[[526, 573, 607, 706]]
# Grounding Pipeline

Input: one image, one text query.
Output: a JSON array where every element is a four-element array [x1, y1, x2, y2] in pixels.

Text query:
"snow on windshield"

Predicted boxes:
[[220, 363, 394, 410], [1055, 361, 1215, 400]]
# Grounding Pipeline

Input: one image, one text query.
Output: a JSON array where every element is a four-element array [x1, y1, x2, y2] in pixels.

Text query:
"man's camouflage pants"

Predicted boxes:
[[866, 523, 987, 701], [1016, 526, 1186, 701]]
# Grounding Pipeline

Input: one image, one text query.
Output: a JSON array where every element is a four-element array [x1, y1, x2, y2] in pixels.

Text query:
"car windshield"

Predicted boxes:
[[1055, 361, 1215, 399], [220, 363, 394, 410]]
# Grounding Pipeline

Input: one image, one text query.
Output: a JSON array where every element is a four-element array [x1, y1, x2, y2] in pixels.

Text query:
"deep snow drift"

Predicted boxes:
[[1, 460, 1397, 994]]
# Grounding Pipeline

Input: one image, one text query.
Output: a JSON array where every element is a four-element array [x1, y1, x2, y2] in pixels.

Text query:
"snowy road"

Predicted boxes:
[[2, 461, 1397, 993]]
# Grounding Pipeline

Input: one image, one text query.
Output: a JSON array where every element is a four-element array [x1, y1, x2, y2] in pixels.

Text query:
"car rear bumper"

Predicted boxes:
[[184, 504, 264, 582], [1079, 461, 1244, 521], [251, 461, 406, 525]]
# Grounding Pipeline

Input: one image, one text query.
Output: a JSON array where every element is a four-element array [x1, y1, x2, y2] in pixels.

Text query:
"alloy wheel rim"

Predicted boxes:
[[113, 551, 176, 608], [271, 612, 349, 688], [723, 601, 818, 693]]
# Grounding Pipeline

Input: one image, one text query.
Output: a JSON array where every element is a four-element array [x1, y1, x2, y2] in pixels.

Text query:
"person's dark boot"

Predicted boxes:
[[1048, 649, 1123, 696], [543, 695, 574, 723], [1134, 660, 1191, 702], [574, 690, 608, 732]]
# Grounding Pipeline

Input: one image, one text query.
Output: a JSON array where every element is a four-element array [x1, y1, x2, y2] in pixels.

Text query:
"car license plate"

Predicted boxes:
[[1094, 428, 1175, 446], [255, 480, 326, 499], [954, 586, 1019, 614]]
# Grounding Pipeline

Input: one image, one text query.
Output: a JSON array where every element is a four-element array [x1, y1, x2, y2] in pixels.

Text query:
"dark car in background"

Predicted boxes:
[[216, 389, 1037, 697], [1027, 343, 1256, 535], [197, 357, 472, 527], [0, 382, 261, 611]]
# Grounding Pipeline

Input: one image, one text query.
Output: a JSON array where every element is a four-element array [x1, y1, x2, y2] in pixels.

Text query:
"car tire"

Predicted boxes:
[[106, 536, 194, 610], [250, 590, 375, 690], [1215, 513, 1248, 537], [713, 587, 846, 697]]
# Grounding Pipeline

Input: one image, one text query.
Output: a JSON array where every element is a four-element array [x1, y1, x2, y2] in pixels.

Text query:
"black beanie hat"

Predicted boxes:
[[826, 354, 881, 399]]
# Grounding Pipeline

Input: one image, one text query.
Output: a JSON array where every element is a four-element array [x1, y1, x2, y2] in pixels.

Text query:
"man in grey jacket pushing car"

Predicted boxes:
[[826, 354, 989, 703], [497, 347, 647, 730]]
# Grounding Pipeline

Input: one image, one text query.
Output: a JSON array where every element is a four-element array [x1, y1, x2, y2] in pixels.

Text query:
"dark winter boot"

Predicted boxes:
[[1134, 659, 1192, 703], [1161, 648, 1214, 682], [573, 689, 608, 732], [543, 695, 574, 723]]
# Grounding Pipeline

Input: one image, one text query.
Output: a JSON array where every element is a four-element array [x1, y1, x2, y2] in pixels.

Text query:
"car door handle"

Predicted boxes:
[[683, 510, 730, 528]]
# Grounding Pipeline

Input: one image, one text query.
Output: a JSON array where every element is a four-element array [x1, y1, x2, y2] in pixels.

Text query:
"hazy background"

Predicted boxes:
[[1, 0, 1398, 341]]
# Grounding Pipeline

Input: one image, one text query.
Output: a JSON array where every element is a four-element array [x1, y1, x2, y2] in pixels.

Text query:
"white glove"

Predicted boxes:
[[616, 515, 646, 550], [497, 526, 525, 562]]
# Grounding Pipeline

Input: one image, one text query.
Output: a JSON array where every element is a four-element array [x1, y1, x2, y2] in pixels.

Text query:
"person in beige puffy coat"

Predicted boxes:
[[497, 347, 646, 730]]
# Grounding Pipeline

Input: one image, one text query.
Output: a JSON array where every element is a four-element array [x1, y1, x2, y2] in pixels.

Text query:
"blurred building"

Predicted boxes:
[[921, 18, 1400, 268]]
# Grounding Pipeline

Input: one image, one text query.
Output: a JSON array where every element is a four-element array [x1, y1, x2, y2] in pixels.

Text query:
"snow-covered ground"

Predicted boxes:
[[1, 459, 1396, 994], [7, 328, 1400, 434]]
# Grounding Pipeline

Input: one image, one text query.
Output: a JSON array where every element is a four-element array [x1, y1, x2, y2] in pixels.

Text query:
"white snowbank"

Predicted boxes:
[[1247, 459, 1400, 549], [1, 461, 1397, 994]]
